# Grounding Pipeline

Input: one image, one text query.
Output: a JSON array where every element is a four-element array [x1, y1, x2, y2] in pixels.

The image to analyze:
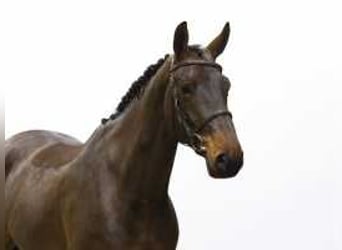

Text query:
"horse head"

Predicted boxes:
[[170, 22, 244, 178]]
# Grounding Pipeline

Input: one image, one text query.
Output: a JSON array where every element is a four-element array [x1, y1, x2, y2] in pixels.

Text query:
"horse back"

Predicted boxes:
[[5, 130, 82, 179]]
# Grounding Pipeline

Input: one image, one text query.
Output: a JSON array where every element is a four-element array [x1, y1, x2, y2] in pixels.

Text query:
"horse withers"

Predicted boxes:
[[5, 22, 243, 250]]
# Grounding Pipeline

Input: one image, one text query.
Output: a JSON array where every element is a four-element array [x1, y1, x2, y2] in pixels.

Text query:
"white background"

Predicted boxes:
[[2, 0, 342, 249]]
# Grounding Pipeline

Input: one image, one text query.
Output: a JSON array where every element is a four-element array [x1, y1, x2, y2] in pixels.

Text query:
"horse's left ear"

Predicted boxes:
[[207, 22, 230, 59]]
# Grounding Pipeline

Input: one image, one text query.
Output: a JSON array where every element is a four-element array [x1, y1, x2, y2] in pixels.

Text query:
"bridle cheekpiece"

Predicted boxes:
[[170, 60, 232, 155]]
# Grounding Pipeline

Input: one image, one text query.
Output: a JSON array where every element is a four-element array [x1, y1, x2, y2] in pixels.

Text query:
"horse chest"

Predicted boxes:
[[100, 200, 179, 249], [67, 199, 178, 250]]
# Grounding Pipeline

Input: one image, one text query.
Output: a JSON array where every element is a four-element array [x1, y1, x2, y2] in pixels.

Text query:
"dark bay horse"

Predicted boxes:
[[5, 22, 243, 250]]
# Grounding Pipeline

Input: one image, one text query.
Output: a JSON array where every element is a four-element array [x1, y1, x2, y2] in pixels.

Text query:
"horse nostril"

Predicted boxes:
[[213, 152, 243, 178], [215, 153, 232, 171]]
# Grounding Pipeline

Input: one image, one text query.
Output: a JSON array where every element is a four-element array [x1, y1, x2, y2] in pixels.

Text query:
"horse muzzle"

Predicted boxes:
[[201, 128, 244, 178], [209, 152, 244, 178]]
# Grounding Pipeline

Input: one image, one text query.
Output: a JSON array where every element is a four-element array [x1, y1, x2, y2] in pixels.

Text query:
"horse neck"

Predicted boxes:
[[83, 57, 178, 201]]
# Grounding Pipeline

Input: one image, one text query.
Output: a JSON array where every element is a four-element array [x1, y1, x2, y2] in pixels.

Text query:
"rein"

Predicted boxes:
[[170, 60, 232, 155]]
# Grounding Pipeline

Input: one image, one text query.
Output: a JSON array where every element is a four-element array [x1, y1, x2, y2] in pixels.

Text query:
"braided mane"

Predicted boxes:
[[102, 54, 169, 124]]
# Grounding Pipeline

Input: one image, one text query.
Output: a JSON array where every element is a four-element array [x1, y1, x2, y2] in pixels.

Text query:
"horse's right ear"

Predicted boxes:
[[173, 21, 189, 57]]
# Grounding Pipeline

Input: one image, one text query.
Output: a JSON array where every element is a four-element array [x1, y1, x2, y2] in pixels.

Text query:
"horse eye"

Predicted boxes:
[[181, 85, 194, 95]]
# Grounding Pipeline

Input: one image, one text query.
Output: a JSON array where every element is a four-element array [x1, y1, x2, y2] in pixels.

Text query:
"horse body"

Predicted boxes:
[[5, 58, 179, 250], [5, 22, 244, 250]]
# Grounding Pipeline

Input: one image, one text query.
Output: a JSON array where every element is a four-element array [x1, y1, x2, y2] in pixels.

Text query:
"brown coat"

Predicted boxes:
[[5, 22, 243, 250]]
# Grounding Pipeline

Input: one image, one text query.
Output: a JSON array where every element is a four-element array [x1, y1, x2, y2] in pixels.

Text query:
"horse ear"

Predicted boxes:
[[173, 21, 189, 57], [207, 22, 230, 59]]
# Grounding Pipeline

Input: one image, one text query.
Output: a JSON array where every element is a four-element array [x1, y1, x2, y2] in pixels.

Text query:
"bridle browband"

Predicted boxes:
[[170, 60, 223, 73], [170, 60, 232, 155]]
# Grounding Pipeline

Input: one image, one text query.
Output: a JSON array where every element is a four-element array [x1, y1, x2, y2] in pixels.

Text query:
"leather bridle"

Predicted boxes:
[[170, 60, 232, 155], [170, 60, 223, 73]]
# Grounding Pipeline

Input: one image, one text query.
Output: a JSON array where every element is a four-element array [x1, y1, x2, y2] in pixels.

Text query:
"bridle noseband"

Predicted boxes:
[[170, 60, 232, 155]]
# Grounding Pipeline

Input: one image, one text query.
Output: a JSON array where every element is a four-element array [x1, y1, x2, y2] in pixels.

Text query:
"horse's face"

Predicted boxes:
[[171, 22, 243, 178]]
